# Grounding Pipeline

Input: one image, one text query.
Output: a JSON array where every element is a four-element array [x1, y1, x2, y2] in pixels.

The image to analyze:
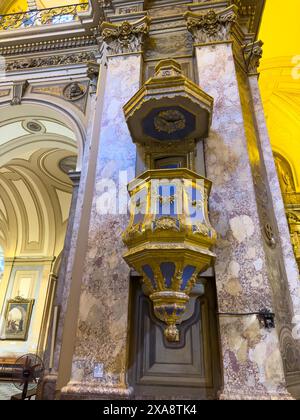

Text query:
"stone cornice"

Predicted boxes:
[[100, 15, 151, 55], [0, 36, 97, 57], [184, 5, 238, 44], [188, 0, 265, 36], [243, 39, 263, 75], [4, 51, 97, 73]]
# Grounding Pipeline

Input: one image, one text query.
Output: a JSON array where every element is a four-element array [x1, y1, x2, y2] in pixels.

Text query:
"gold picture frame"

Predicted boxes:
[[3, 296, 35, 341]]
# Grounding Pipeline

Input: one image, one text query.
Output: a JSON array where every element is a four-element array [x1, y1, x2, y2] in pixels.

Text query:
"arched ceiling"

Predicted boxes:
[[0, 106, 78, 259], [258, 0, 300, 190], [0, 148, 76, 258]]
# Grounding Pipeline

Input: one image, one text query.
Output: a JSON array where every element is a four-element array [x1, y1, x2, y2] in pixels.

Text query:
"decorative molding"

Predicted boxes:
[[243, 40, 263, 75], [5, 52, 96, 72], [184, 5, 238, 44], [230, 0, 265, 35], [100, 16, 151, 55], [31, 81, 90, 113], [10, 80, 28, 106], [87, 62, 100, 94], [0, 89, 10, 98], [63, 82, 87, 101], [111, 0, 144, 15], [0, 37, 97, 57]]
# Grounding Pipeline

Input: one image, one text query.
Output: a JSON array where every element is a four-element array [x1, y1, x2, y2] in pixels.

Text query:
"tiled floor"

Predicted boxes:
[[0, 382, 17, 400]]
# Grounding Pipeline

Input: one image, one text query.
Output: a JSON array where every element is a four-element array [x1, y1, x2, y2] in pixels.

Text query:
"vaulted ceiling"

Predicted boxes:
[[0, 105, 78, 259], [258, 0, 300, 190]]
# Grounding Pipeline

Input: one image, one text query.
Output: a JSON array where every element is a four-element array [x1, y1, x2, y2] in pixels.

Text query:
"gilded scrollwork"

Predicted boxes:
[[154, 110, 186, 134], [152, 216, 181, 232]]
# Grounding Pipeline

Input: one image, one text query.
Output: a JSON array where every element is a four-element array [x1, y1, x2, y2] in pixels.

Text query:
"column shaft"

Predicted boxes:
[[195, 43, 290, 399], [60, 53, 143, 400]]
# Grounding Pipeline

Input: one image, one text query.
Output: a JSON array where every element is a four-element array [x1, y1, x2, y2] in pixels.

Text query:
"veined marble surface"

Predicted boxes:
[[195, 43, 290, 399], [66, 54, 142, 391]]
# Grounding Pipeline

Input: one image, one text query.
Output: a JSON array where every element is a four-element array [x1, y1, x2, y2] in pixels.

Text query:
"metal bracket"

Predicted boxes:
[[257, 308, 275, 329]]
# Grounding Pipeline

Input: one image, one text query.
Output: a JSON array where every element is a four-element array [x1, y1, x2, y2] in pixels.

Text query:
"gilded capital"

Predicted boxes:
[[100, 16, 151, 55], [243, 40, 263, 75], [184, 5, 237, 44]]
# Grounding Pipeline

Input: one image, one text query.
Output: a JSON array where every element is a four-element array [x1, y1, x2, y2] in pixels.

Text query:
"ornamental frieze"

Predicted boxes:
[[184, 5, 237, 44], [5, 52, 96, 72], [100, 16, 151, 55]]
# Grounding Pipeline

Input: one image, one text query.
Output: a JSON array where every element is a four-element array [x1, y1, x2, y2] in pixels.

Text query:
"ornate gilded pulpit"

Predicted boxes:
[[122, 59, 217, 342]]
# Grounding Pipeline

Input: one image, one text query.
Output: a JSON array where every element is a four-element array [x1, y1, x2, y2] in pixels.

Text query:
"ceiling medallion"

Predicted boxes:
[[154, 110, 186, 135], [23, 120, 44, 134], [63, 82, 86, 101]]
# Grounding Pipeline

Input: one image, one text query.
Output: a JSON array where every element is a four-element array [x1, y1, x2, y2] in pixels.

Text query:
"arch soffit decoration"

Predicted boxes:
[[0, 100, 84, 259], [0, 98, 87, 172]]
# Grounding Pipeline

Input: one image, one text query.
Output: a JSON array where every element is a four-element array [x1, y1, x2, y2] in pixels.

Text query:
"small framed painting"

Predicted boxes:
[[3, 296, 35, 341]]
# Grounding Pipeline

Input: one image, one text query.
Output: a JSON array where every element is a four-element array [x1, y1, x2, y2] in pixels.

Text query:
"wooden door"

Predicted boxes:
[[128, 275, 221, 400]]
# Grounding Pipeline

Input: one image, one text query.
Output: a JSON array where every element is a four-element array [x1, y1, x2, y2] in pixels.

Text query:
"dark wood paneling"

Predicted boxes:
[[128, 278, 221, 400]]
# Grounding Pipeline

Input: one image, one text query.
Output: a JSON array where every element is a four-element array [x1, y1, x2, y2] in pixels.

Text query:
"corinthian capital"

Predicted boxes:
[[100, 16, 151, 55], [243, 40, 263, 75], [184, 5, 237, 44]]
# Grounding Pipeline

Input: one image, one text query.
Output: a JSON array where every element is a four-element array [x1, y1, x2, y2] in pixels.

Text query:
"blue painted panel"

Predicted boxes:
[[158, 185, 176, 216], [181, 265, 196, 290], [142, 265, 156, 290], [142, 106, 196, 141], [186, 186, 204, 222], [160, 262, 176, 288]]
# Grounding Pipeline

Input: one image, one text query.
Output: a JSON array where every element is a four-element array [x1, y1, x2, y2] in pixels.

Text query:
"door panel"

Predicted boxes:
[[128, 277, 221, 400]]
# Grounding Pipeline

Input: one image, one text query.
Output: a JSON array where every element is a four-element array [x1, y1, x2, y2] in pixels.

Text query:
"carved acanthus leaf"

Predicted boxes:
[[243, 40, 263, 74], [6, 52, 96, 72], [184, 5, 237, 44], [100, 16, 151, 55]]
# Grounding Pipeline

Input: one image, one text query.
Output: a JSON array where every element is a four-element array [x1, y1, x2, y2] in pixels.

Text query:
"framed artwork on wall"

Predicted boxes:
[[2, 296, 35, 341]]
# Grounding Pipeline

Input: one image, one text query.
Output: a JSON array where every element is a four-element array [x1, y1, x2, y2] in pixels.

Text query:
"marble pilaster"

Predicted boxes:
[[60, 52, 143, 400], [194, 41, 291, 399], [247, 71, 300, 398], [40, 171, 81, 399], [39, 69, 105, 399]]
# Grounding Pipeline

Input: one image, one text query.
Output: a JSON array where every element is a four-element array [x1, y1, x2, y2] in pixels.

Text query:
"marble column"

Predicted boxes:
[[60, 18, 149, 400], [245, 42, 300, 398], [185, 6, 292, 399]]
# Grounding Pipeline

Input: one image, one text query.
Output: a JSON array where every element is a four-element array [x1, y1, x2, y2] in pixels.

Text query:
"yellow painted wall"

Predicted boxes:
[[0, 0, 28, 14], [259, 0, 300, 190], [0, 0, 87, 14], [37, 0, 87, 7]]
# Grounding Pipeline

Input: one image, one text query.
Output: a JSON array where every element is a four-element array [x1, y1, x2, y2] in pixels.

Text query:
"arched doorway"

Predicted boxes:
[[0, 102, 83, 364]]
